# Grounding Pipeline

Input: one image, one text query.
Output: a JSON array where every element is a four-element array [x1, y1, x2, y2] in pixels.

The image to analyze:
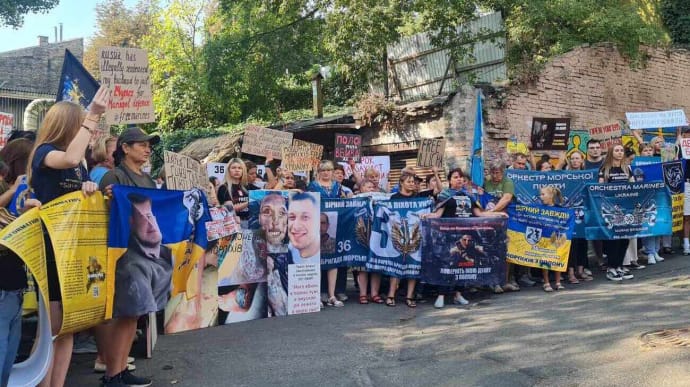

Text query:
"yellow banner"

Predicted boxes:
[[672, 193, 683, 232], [39, 191, 109, 334], [0, 208, 48, 317], [506, 229, 570, 272]]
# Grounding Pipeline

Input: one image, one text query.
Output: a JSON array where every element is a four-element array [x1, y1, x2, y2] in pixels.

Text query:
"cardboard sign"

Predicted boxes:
[[338, 155, 390, 189], [588, 123, 622, 150], [292, 139, 323, 171], [207, 162, 226, 182], [0, 112, 13, 148], [680, 138, 690, 159], [626, 110, 688, 130], [280, 145, 313, 172], [98, 47, 155, 125], [416, 138, 446, 168], [334, 133, 362, 162], [531, 118, 571, 150], [163, 151, 208, 191], [241, 125, 293, 159]]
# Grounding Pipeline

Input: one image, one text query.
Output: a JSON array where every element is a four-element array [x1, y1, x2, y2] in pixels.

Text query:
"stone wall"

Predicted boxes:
[[483, 43, 690, 161], [0, 38, 84, 95]]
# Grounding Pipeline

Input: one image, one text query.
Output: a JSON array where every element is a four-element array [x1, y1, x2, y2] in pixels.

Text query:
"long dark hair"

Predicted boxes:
[[0, 138, 34, 184]]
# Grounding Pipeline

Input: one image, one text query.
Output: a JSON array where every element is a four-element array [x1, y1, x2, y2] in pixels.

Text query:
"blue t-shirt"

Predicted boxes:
[[89, 165, 109, 185], [31, 143, 89, 204]]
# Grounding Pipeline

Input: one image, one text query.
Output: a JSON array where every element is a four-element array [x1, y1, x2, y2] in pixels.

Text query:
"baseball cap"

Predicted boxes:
[[117, 127, 160, 147]]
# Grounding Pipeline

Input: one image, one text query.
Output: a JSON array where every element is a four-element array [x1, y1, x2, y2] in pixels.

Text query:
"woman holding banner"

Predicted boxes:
[[26, 87, 108, 387], [308, 160, 347, 307], [598, 145, 635, 282]]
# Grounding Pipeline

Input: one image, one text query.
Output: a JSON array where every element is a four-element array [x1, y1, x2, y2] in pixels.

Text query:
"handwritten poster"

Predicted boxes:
[[626, 110, 688, 130], [163, 151, 208, 193], [0, 112, 13, 148], [588, 123, 622, 150], [334, 133, 362, 162], [241, 125, 294, 159], [98, 47, 155, 125], [280, 145, 313, 172], [416, 138, 446, 168], [292, 139, 323, 171]]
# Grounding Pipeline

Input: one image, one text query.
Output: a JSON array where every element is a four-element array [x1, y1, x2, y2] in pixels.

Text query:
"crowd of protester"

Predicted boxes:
[[0, 90, 686, 387]]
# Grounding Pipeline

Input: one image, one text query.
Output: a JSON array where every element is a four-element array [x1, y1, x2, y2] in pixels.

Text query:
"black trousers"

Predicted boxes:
[[603, 239, 629, 268], [568, 238, 588, 269]]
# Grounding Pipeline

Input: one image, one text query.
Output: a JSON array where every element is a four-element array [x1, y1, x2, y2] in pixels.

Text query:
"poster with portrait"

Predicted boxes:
[[634, 160, 684, 232], [320, 197, 371, 270], [531, 117, 571, 150], [39, 191, 109, 334], [247, 190, 321, 316], [367, 198, 433, 278], [420, 217, 507, 287], [105, 186, 210, 323], [584, 182, 672, 240], [506, 204, 574, 272]]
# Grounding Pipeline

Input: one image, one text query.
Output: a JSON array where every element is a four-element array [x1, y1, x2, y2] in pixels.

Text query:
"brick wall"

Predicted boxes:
[[483, 43, 690, 162], [0, 38, 84, 95]]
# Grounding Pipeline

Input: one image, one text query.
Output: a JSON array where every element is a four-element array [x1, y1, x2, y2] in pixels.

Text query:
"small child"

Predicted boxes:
[[539, 186, 565, 292]]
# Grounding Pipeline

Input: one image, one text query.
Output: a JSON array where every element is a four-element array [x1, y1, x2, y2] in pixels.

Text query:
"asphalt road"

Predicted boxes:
[[67, 254, 690, 387]]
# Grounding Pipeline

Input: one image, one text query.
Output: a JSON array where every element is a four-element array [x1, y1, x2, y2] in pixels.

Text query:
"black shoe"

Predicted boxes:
[[120, 369, 152, 387], [662, 247, 674, 254], [100, 374, 127, 387]]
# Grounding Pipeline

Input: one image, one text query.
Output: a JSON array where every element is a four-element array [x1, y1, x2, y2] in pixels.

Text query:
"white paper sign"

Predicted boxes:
[[680, 138, 690, 159], [626, 110, 688, 130], [287, 263, 321, 315], [339, 155, 390, 190]]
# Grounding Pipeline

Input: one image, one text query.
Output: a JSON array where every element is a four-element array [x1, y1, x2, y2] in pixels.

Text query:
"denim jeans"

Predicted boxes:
[[642, 236, 660, 255], [0, 290, 23, 387]]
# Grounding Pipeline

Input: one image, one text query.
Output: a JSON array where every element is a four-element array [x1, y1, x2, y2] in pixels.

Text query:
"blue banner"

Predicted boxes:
[[366, 197, 433, 278], [56, 49, 100, 109], [584, 182, 672, 240], [320, 197, 371, 269], [506, 204, 574, 272], [420, 218, 507, 287], [632, 156, 661, 167], [505, 169, 597, 238]]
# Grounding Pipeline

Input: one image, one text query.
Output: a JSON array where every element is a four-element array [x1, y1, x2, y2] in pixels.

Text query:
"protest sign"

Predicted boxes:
[[505, 169, 597, 238], [241, 125, 294, 159], [588, 123, 622, 150], [531, 118, 571, 150], [626, 110, 687, 130], [420, 217, 507, 287], [339, 155, 390, 190], [0, 112, 13, 148], [281, 145, 314, 173], [98, 47, 155, 125], [680, 138, 690, 159], [507, 204, 574, 272], [292, 139, 323, 171], [164, 151, 209, 195], [568, 131, 590, 154], [245, 190, 321, 316], [39, 191, 109, 334], [207, 162, 226, 182], [366, 197, 433, 278], [334, 133, 362, 162], [584, 182, 672, 240], [636, 161, 684, 232], [416, 138, 446, 168], [205, 207, 239, 241], [106, 186, 210, 324], [320, 197, 371, 270]]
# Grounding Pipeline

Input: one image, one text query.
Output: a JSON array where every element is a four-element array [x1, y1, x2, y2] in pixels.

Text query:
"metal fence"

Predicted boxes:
[[385, 11, 506, 102]]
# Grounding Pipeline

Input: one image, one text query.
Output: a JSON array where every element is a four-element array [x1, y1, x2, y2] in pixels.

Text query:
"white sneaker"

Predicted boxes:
[[684, 248, 690, 256], [606, 268, 623, 281], [453, 294, 469, 305], [617, 267, 634, 280], [647, 253, 656, 265], [654, 252, 664, 262], [434, 295, 445, 309]]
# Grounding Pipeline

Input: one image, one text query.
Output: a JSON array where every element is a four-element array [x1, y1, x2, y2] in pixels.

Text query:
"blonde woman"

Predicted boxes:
[[89, 135, 117, 184], [28, 87, 108, 387], [217, 158, 250, 222]]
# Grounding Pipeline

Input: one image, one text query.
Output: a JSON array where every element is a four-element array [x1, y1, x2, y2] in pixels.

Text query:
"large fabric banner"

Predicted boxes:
[[40, 191, 109, 334], [420, 218, 507, 287], [247, 190, 321, 317], [106, 186, 210, 324], [367, 197, 433, 278], [506, 204, 574, 272], [320, 197, 371, 270], [584, 182, 672, 240], [636, 161, 684, 232], [506, 169, 597, 238]]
